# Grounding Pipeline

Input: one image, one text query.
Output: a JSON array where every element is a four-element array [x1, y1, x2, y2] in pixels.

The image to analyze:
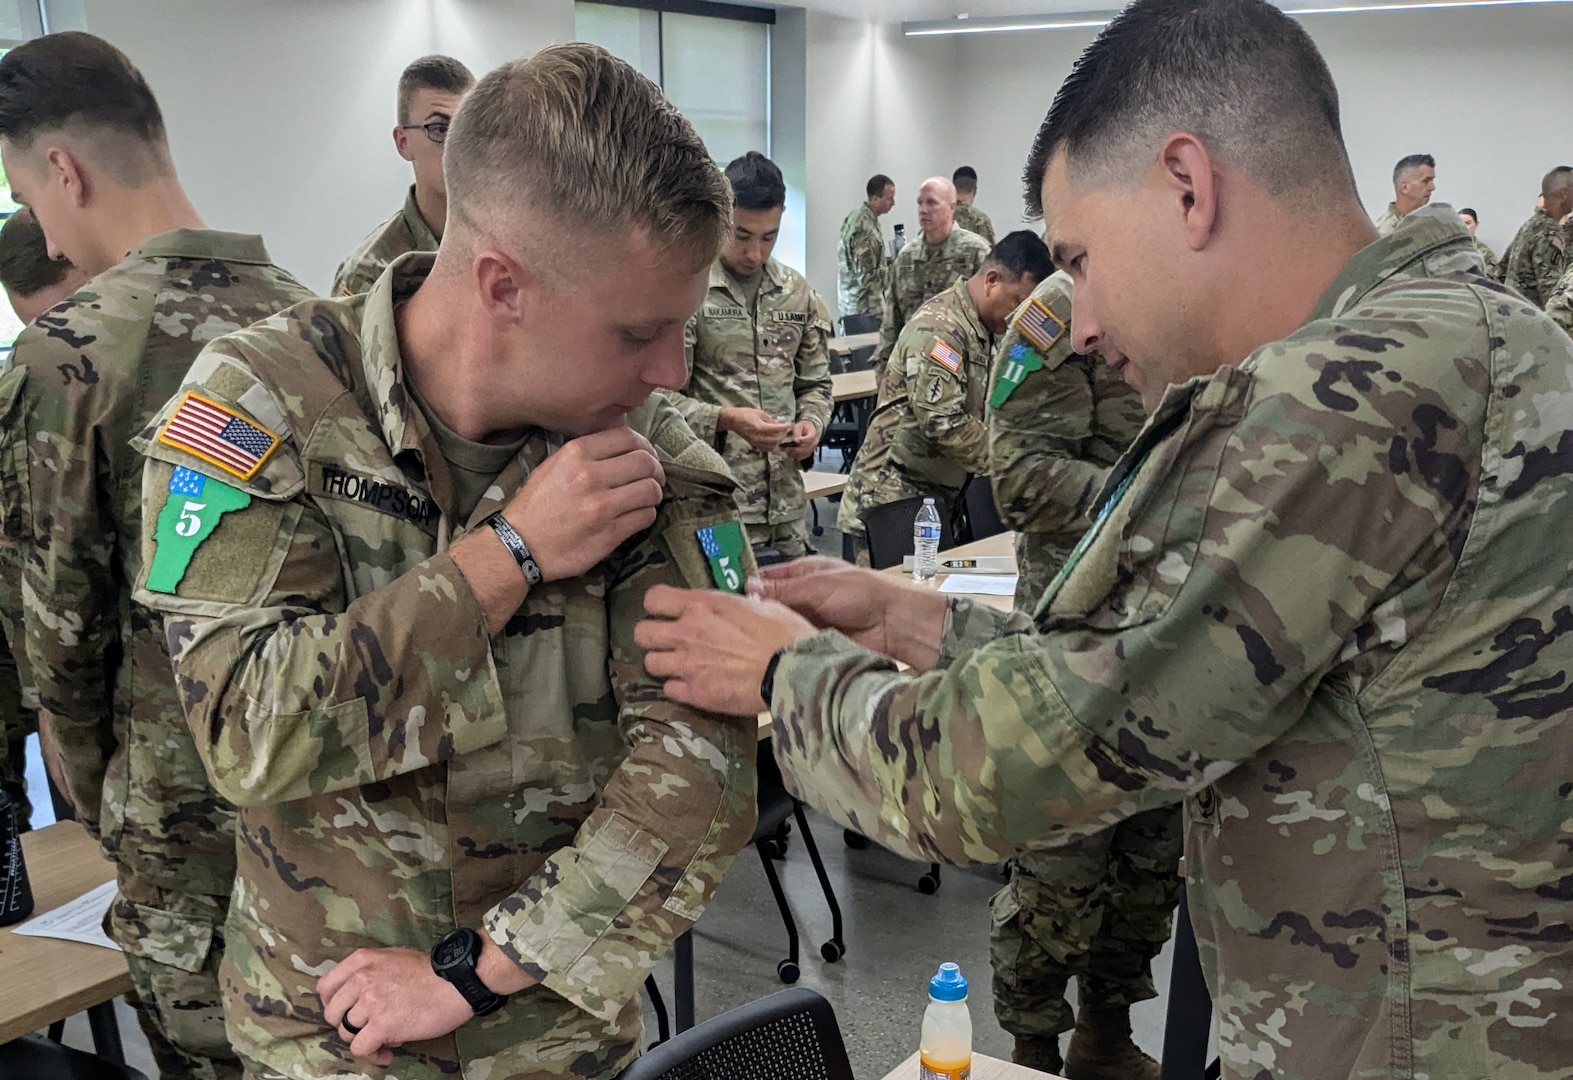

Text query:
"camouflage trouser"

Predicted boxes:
[[109, 873, 243, 1080], [990, 806, 1183, 1038], [0, 631, 34, 831], [747, 518, 811, 561]]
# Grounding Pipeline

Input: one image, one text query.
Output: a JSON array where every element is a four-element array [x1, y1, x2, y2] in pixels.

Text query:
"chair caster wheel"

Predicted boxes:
[[843, 830, 871, 849], [918, 872, 941, 895], [820, 940, 845, 962], [777, 959, 800, 983]]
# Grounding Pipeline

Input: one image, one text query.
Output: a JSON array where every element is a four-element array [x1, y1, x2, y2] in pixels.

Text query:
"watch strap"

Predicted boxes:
[[432, 928, 509, 1017]]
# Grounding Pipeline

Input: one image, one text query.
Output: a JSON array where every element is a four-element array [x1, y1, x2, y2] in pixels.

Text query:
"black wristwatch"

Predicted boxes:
[[431, 928, 509, 1017]]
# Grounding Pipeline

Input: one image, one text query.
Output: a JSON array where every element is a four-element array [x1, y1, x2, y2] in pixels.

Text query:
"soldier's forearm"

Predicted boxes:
[[482, 707, 754, 1021]]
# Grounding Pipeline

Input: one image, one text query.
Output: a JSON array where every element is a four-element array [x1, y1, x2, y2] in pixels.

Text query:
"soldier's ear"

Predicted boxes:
[[43, 146, 87, 208]]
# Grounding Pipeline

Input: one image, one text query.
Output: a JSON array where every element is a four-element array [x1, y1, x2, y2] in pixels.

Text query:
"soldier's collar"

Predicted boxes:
[[127, 228, 272, 266], [400, 184, 440, 249], [360, 250, 438, 461], [1310, 208, 1473, 322]]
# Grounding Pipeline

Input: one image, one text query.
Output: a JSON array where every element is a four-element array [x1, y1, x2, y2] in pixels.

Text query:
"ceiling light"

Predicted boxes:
[[903, 0, 1573, 36]]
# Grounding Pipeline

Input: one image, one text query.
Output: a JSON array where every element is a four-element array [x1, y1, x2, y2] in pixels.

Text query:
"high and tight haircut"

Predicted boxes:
[[0, 209, 73, 297], [0, 32, 170, 184], [1541, 167, 1573, 197], [1022, 0, 1352, 218], [725, 152, 786, 212], [985, 230, 1055, 283], [953, 165, 979, 194], [443, 44, 731, 273], [398, 55, 476, 126], [866, 173, 894, 199], [1392, 153, 1435, 183]]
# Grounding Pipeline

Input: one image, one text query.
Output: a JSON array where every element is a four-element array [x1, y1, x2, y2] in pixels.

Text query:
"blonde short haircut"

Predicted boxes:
[[443, 43, 731, 274]]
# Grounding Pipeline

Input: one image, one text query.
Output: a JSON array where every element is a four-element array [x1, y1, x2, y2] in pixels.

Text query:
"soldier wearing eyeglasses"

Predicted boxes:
[[332, 55, 475, 297]]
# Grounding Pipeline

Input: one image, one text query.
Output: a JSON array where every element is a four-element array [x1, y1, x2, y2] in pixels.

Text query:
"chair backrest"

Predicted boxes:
[[961, 475, 1006, 542], [616, 987, 855, 1080], [1, 1034, 152, 1080], [840, 312, 880, 336], [861, 495, 955, 571]]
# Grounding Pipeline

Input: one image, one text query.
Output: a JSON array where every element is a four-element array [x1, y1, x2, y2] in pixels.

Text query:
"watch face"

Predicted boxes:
[[434, 931, 470, 969]]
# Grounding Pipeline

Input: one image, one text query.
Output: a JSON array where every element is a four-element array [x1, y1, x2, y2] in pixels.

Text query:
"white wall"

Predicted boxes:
[[84, 0, 576, 294], [943, 4, 1573, 256]]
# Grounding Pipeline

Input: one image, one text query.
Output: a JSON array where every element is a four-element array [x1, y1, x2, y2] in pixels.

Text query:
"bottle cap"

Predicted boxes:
[[929, 962, 968, 1001], [922, 497, 935, 505]]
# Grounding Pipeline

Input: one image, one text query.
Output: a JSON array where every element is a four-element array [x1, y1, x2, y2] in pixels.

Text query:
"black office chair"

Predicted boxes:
[[1160, 891, 1222, 1080], [840, 312, 880, 336], [960, 475, 1006, 542], [616, 987, 855, 1080], [843, 344, 876, 372], [0, 1035, 150, 1080], [861, 495, 955, 575], [754, 742, 846, 982]]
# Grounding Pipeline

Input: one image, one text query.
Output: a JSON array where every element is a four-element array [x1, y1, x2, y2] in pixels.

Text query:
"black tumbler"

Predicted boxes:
[[0, 788, 34, 925]]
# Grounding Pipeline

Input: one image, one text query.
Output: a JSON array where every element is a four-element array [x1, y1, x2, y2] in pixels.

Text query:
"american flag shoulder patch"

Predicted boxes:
[[157, 391, 281, 481], [929, 340, 962, 373], [1016, 297, 1067, 353]]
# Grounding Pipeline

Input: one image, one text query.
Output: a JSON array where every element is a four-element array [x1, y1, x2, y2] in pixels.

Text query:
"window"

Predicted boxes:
[[574, 1, 772, 166]]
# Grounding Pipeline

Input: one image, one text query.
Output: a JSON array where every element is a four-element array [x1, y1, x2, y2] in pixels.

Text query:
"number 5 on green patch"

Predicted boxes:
[[697, 521, 747, 594], [146, 466, 252, 594]]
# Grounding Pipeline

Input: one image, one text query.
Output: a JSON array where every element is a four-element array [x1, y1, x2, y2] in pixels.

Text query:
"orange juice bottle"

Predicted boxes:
[[919, 963, 972, 1080]]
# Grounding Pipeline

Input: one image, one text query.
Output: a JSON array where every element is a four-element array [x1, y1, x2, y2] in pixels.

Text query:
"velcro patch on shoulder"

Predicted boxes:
[[1015, 297, 1067, 354], [157, 391, 281, 481], [929, 340, 962, 372]]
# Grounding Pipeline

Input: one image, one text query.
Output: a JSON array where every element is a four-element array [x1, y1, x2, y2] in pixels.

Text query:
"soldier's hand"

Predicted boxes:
[[720, 407, 791, 453], [318, 947, 475, 1067], [36, 712, 72, 810], [637, 586, 817, 715], [752, 557, 949, 672], [508, 427, 666, 581], [785, 420, 820, 462]]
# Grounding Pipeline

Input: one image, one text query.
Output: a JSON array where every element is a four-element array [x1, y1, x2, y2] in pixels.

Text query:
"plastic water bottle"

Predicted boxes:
[[913, 498, 941, 582], [919, 963, 972, 1080], [893, 223, 907, 257]]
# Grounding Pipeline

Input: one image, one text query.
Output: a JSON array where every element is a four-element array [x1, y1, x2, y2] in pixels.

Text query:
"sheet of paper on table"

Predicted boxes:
[[939, 574, 1019, 596], [11, 878, 122, 951]]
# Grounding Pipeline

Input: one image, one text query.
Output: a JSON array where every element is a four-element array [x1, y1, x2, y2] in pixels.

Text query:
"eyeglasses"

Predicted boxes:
[[400, 120, 450, 145]]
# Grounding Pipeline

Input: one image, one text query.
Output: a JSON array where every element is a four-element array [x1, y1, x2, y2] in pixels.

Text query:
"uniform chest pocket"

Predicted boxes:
[[1042, 400, 1235, 630]]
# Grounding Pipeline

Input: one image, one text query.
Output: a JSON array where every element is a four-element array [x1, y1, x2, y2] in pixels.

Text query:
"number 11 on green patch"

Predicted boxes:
[[145, 466, 252, 594]]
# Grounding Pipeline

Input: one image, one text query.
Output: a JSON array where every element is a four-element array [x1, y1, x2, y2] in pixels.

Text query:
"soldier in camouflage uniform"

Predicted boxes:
[[1457, 208, 1502, 281], [837, 173, 894, 321], [837, 233, 1050, 563], [667, 152, 833, 560], [1543, 263, 1573, 335], [872, 176, 991, 373], [0, 32, 317, 1079], [1372, 153, 1434, 237], [333, 55, 474, 296], [985, 272, 1178, 1079], [134, 46, 755, 1080], [636, 3, 1573, 1076], [0, 208, 87, 828], [1502, 167, 1572, 307], [953, 166, 997, 245]]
